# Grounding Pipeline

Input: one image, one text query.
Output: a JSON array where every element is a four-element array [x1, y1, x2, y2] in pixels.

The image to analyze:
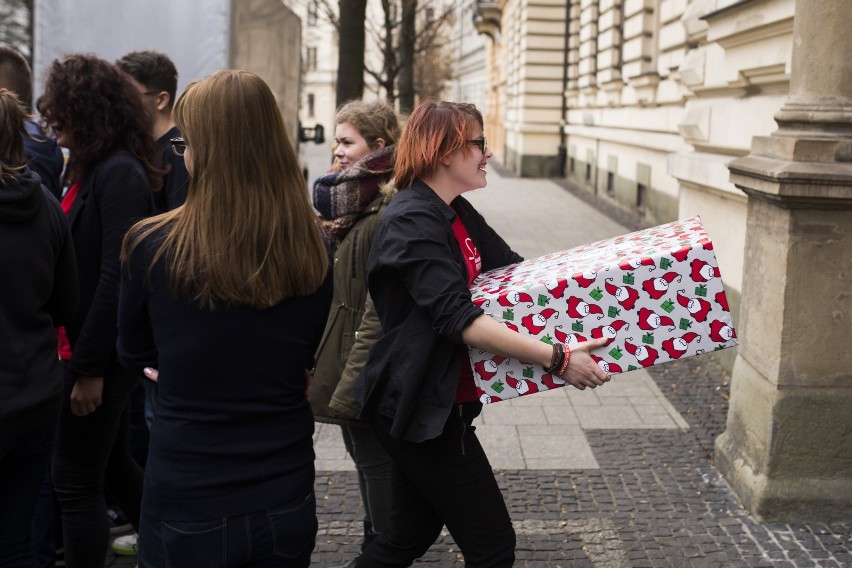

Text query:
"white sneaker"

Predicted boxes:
[[111, 533, 138, 556]]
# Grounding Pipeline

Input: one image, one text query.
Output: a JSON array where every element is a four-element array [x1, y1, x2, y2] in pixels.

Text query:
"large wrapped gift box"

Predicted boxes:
[[468, 216, 738, 404]]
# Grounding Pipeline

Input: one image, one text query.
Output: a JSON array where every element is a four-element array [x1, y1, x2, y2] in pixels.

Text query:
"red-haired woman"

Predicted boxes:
[[354, 100, 610, 567], [37, 54, 159, 567]]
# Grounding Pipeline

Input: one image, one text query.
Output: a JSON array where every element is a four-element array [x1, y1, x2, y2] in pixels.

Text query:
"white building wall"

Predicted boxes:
[[469, 0, 798, 355], [449, 0, 489, 112]]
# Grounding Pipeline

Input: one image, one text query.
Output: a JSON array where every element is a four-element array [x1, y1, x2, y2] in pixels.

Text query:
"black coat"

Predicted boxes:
[[0, 167, 77, 439], [65, 151, 154, 379], [357, 179, 522, 442], [24, 120, 64, 200]]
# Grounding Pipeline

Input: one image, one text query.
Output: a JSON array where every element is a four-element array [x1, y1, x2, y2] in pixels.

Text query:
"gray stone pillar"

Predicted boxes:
[[717, 0, 852, 522]]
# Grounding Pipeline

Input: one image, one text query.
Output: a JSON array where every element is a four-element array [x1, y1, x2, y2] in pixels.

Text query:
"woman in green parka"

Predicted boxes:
[[310, 99, 401, 568]]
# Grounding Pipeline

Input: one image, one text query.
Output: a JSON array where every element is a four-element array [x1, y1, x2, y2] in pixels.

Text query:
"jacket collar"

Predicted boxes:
[[66, 176, 89, 228], [411, 178, 458, 223]]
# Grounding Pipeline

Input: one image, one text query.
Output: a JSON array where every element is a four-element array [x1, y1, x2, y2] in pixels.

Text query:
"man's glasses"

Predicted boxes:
[[170, 137, 187, 156], [468, 138, 487, 154]]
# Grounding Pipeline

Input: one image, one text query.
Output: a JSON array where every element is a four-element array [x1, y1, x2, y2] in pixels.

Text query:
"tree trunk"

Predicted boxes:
[[397, 0, 416, 114], [336, 0, 367, 108]]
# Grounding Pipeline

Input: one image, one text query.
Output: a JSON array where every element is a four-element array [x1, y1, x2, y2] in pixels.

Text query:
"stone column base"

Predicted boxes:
[[715, 355, 852, 522]]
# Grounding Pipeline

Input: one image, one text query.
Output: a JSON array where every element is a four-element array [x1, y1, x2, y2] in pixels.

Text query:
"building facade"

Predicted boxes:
[[472, 0, 799, 372], [470, 0, 852, 522]]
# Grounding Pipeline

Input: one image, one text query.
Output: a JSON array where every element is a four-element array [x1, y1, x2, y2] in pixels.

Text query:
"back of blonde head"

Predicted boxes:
[[335, 99, 401, 147], [0, 88, 28, 182], [125, 70, 328, 308]]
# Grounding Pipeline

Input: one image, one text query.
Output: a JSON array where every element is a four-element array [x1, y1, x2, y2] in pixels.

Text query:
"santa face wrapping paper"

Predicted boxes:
[[469, 216, 738, 404]]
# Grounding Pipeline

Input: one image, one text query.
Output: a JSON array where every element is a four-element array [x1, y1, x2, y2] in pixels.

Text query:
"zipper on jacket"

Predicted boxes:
[[458, 404, 466, 456], [350, 230, 359, 279]]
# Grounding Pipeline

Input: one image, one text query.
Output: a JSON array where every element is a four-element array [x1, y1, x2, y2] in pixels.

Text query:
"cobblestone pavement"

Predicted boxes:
[[311, 356, 852, 568]]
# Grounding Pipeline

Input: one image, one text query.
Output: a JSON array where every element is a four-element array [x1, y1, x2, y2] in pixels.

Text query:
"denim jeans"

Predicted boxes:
[[138, 492, 317, 568], [0, 420, 57, 567], [52, 362, 143, 568]]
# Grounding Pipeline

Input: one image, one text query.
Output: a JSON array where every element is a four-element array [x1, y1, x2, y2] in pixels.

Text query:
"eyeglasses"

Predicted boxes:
[[468, 138, 487, 154], [170, 137, 187, 156]]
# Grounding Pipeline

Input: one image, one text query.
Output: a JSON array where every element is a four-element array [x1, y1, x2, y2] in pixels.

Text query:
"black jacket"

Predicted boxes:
[[24, 120, 64, 200], [0, 167, 78, 440], [356, 179, 522, 442], [65, 152, 154, 379]]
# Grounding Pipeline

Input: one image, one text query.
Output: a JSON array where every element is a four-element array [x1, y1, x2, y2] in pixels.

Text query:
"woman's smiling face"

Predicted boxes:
[[446, 129, 491, 193]]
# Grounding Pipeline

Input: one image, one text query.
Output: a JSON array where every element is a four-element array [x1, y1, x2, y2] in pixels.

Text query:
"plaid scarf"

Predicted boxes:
[[312, 145, 394, 244]]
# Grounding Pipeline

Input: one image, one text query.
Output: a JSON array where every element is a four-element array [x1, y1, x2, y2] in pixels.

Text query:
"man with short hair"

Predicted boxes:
[[0, 47, 64, 199], [116, 50, 189, 212]]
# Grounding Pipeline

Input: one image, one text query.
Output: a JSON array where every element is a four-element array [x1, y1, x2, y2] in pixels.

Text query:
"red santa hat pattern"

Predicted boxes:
[[473, 356, 507, 381], [605, 278, 639, 310], [710, 319, 736, 343], [618, 257, 656, 271], [676, 291, 711, 322], [661, 332, 700, 359], [505, 374, 538, 395], [498, 290, 534, 307], [479, 392, 501, 404], [670, 245, 691, 263], [546, 278, 570, 298], [554, 326, 587, 344], [714, 291, 730, 312], [591, 320, 629, 346], [541, 374, 567, 389], [637, 307, 675, 331], [521, 308, 559, 335], [690, 259, 720, 283], [571, 271, 597, 288], [567, 296, 604, 319], [591, 354, 623, 374], [624, 340, 659, 367], [641, 272, 680, 299]]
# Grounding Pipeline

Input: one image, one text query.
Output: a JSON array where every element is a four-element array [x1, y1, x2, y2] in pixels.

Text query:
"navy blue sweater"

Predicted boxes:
[[118, 232, 332, 520]]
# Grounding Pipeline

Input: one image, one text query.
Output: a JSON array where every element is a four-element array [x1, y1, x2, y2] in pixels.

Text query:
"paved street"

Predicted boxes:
[[106, 146, 851, 567]]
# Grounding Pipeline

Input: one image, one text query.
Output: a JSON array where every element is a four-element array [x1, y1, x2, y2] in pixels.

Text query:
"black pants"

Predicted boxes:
[[52, 362, 143, 568], [356, 402, 515, 568]]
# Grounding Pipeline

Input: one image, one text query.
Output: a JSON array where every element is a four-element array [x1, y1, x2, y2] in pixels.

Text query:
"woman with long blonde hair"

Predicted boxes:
[[118, 70, 331, 567]]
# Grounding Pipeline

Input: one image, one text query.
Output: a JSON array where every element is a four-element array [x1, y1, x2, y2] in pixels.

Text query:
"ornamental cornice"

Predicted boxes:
[[474, 2, 502, 40]]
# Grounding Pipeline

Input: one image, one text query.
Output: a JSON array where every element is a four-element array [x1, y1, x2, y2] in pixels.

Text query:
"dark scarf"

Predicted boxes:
[[312, 145, 394, 244]]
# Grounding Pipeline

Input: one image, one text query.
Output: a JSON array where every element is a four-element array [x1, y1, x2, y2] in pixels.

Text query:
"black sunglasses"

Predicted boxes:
[[468, 138, 487, 154], [170, 137, 187, 156]]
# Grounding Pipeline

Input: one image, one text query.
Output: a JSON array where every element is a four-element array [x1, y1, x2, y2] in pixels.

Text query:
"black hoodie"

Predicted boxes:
[[0, 167, 78, 440]]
